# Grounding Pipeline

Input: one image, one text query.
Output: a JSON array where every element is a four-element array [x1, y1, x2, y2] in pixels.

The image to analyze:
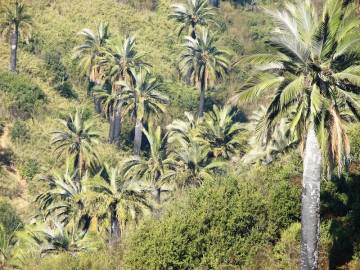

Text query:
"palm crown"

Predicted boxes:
[[0, 0, 32, 41], [51, 110, 99, 177], [169, 0, 216, 39], [73, 22, 110, 82], [236, 0, 360, 173], [180, 30, 230, 116], [198, 105, 243, 159]]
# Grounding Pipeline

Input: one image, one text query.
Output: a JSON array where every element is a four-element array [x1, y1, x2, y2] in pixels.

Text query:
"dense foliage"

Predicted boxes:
[[0, 0, 359, 269]]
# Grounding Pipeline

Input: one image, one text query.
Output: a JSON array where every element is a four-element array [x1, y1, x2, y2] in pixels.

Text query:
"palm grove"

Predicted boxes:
[[0, 0, 360, 269]]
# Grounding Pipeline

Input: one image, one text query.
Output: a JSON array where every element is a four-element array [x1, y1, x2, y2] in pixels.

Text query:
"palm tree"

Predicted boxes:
[[234, 1, 360, 269], [73, 22, 110, 112], [170, 140, 226, 187], [122, 125, 175, 204], [36, 164, 91, 231], [180, 30, 230, 117], [198, 104, 244, 159], [120, 70, 169, 155], [84, 165, 151, 243], [169, 0, 216, 39], [51, 109, 99, 179], [96, 35, 150, 145], [0, 0, 32, 72], [167, 111, 199, 146]]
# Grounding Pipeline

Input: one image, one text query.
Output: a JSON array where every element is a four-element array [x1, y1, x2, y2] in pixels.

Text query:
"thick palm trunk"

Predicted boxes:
[[112, 104, 122, 145], [300, 126, 321, 270], [133, 118, 142, 155], [109, 104, 122, 145], [9, 29, 18, 72], [199, 69, 207, 117], [110, 203, 121, 243]]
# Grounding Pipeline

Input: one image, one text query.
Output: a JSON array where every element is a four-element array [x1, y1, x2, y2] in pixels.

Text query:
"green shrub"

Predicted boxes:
[[10, 120, 30, 143], [124, 175, 300, 269], [43, 51, 77, 99], [0, 198, 22, 235], [19, 159, 40, 181], [0, 72, 45, 119]]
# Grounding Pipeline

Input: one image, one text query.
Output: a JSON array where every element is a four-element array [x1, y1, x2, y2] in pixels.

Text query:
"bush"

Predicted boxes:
[[19, 159, 40, 181], [0, 72, 45, 119], [11, 120, 30, 143], [124, 174, 300, 269], [0, 199, 22, 235], [43, 51, 77, 99]]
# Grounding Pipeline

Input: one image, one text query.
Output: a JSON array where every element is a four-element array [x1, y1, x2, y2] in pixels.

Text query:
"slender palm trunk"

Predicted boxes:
[[199, 68, 207, 117], [155, 187, 161, 204], [191, 22, 196, 40], [75, 151, 82, 181], [110, 203, 121, 243], [9, 28, 18, 72], [300, 126, 321, 270], [108, 108, 115, 144], [112, 103, 122, 146], [133, 117, 142, 155]]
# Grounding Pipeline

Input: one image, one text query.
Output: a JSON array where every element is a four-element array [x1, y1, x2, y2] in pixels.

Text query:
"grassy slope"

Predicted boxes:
[[0, 0, 273, 220]]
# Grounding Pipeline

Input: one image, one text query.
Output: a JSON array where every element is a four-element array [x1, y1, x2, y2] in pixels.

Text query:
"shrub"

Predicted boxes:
[[0, 72, 45, 119], [124, 174, 300, 269], [10, 121, 30, 143], [19, 159, 40, 181], [0, 199, 22, 235], [43, 51, 77, 99]]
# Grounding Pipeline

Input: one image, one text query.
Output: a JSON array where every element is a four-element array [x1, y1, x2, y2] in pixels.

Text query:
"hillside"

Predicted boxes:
[[0, 0, 360, 269]]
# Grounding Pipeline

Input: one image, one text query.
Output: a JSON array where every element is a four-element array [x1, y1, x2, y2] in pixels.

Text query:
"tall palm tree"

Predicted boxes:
[[96, 35, 150, 145], [84, 165, 151, 243], [0, 0, 32, 72], [120, 70, 169, 155], [73, 22, 110, 112], [198, 104, 244, 159], [122, 125, 175, 204], [234, 1, 360, 269], [169, 0, 216, 39], [180, 30, 230, 117], [51, 109, 99, 179]]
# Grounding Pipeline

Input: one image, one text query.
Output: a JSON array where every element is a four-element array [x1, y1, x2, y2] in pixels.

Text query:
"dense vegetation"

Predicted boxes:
[[0, 0, 359, 269]]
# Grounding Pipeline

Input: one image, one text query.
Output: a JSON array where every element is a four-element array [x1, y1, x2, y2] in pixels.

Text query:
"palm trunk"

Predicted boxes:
[[155, 187, 161, 204], [110, 203, 121, 243], [133, 118, 142, 155], [112, 103, 122, 146], [9, 28, 18, 72], [74, 151, 82, 181], [191, 22, 196, 40], [108, 108, 115, 144], [300, 126, 321, 270], [199, 68, 207, 117]]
